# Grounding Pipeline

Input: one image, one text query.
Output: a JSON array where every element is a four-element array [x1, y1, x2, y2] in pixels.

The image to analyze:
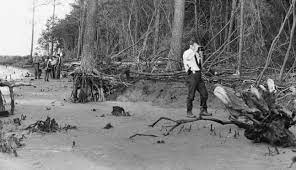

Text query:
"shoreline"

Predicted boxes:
[[0, 65, 32, 81]]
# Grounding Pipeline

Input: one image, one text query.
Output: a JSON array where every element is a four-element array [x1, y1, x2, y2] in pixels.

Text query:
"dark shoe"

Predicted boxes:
[[199, 108, 212, 117], [186, 111, 197, 118]]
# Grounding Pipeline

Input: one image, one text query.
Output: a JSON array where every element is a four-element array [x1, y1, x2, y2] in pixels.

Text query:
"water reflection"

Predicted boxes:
[[0, 65, 31, 95]]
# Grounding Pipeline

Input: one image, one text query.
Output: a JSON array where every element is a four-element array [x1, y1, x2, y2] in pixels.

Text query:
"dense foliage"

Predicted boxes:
[[38, 0, 296, 73]]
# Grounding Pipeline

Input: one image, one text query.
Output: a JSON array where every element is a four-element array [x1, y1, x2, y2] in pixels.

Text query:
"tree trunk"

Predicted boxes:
[[30, 0, 35, 62], [80, 0, 98, 72], [236, 0, 245, 77], [226, 0, 237, 52], [50, 0, 56, 56], [166, 0, 185, 71], [77, 0, 86, 59], [150, 79, 296, 147], [153, 0, 161, 56], [0, 90, 5, 112], [134, 0, 138, 47], [213, 82, 296, 147], [224, 0, 230, 42], [71, 0, 100, 103], [194, 0, 198, 35], [279, 2, 296, 81], [256, 0, 295, 86], [9, 87, 14, 114]]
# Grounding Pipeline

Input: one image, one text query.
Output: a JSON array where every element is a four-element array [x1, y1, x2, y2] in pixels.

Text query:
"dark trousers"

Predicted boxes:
[[187, 71, 208, 112], [33, 63, 40, 79], [44, 69, 51, 81], [51, 66, 56, 79], [55, 65, 61, 79]]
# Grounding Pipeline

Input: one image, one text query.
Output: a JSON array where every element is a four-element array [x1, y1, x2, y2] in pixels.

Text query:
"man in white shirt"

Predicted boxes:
[[183, 40, 211, 118], [51, 56, 58, 79], [44, 56, 52, 81], [32, 53, 41, 79]]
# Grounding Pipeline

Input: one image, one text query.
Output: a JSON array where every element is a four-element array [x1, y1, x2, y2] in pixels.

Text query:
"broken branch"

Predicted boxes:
[[129, 134, 158, 139]]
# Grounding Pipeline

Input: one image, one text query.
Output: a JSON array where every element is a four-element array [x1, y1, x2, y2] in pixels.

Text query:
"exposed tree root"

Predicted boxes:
[[24, 117, 77, 133], [0, 133, 25, 157], [149, 116, 250, 136], [70, 68, 129, 103], [149, 79, 296, 147], [71, 72, 106, 103]]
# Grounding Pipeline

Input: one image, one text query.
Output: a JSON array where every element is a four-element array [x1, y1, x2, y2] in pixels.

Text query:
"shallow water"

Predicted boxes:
[[0, 65, 31, 95], [0, 65, 30, 80]]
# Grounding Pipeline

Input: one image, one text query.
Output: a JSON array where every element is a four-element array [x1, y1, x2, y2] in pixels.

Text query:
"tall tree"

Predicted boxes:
[[257, 0, 296, 86], [30, 0, 36, 61], [166, 0, 185, 71], [153, 0, 161, 56], [50, 0, 57, 55], [226, 0, 237, 52], [80, 0, 98, 72], [77, 0, 86, 58], [236, 0, 245, 77], [279, 1, 296, 81]]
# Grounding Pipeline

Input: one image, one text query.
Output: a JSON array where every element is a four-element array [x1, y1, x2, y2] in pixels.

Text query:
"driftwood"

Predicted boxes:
[[25, 116, 77, 133], [0, 80, 35, 114], [150, 79, 296, 147], [149, 117, 249, 136], [0, 133, 25, 157], [214, 79, 296, 146], [129, 134, 158, 139]]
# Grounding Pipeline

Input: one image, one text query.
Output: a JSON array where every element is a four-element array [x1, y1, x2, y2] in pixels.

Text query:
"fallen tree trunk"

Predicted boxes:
[[214, 80, 296, 146], [150, 78, 296, 147], [0, 80, 35, 114]]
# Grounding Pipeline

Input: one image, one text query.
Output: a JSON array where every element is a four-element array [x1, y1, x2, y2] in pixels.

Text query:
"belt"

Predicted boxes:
[[192, 70, 200, 74]]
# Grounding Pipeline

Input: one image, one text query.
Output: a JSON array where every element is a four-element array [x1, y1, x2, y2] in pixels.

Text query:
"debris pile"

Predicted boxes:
[[103, 123, 113, 129], [111, 106, 130, 116], [0, 133, 25, 157], [25, 116, 77, 133]]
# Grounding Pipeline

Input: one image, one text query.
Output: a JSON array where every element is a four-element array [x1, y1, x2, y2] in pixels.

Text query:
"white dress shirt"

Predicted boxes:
[[46, 59, 52, 69], [51, 58, 57, 66], [183, 48, 202, 72]]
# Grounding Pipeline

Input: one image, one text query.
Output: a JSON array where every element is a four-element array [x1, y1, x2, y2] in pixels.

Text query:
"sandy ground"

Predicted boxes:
[[0, 66, 295, 170]]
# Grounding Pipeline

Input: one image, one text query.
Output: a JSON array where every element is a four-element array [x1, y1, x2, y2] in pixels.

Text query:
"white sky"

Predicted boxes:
[[0, 0, 73, 56]]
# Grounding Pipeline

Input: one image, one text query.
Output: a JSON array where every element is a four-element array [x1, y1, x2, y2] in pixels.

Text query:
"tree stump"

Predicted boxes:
[[213, 79, 296, 147], [149, 79, 296, 147], [111, 106, 130, 116]]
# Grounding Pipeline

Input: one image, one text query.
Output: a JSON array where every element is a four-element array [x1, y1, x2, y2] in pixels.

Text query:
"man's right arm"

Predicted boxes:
[[183, 51, 189, 72]]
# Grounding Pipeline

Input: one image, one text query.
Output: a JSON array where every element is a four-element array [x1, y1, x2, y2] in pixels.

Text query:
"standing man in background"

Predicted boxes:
[[32, 53, 41, 79], [55, 54, 62, 79], [50, 55, 57, 79], [183, 40, 212, 118], [44, 56, 52, 82]]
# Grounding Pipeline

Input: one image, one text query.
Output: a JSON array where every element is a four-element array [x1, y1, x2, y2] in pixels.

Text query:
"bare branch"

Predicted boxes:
[[129, 134, 158, 139]]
